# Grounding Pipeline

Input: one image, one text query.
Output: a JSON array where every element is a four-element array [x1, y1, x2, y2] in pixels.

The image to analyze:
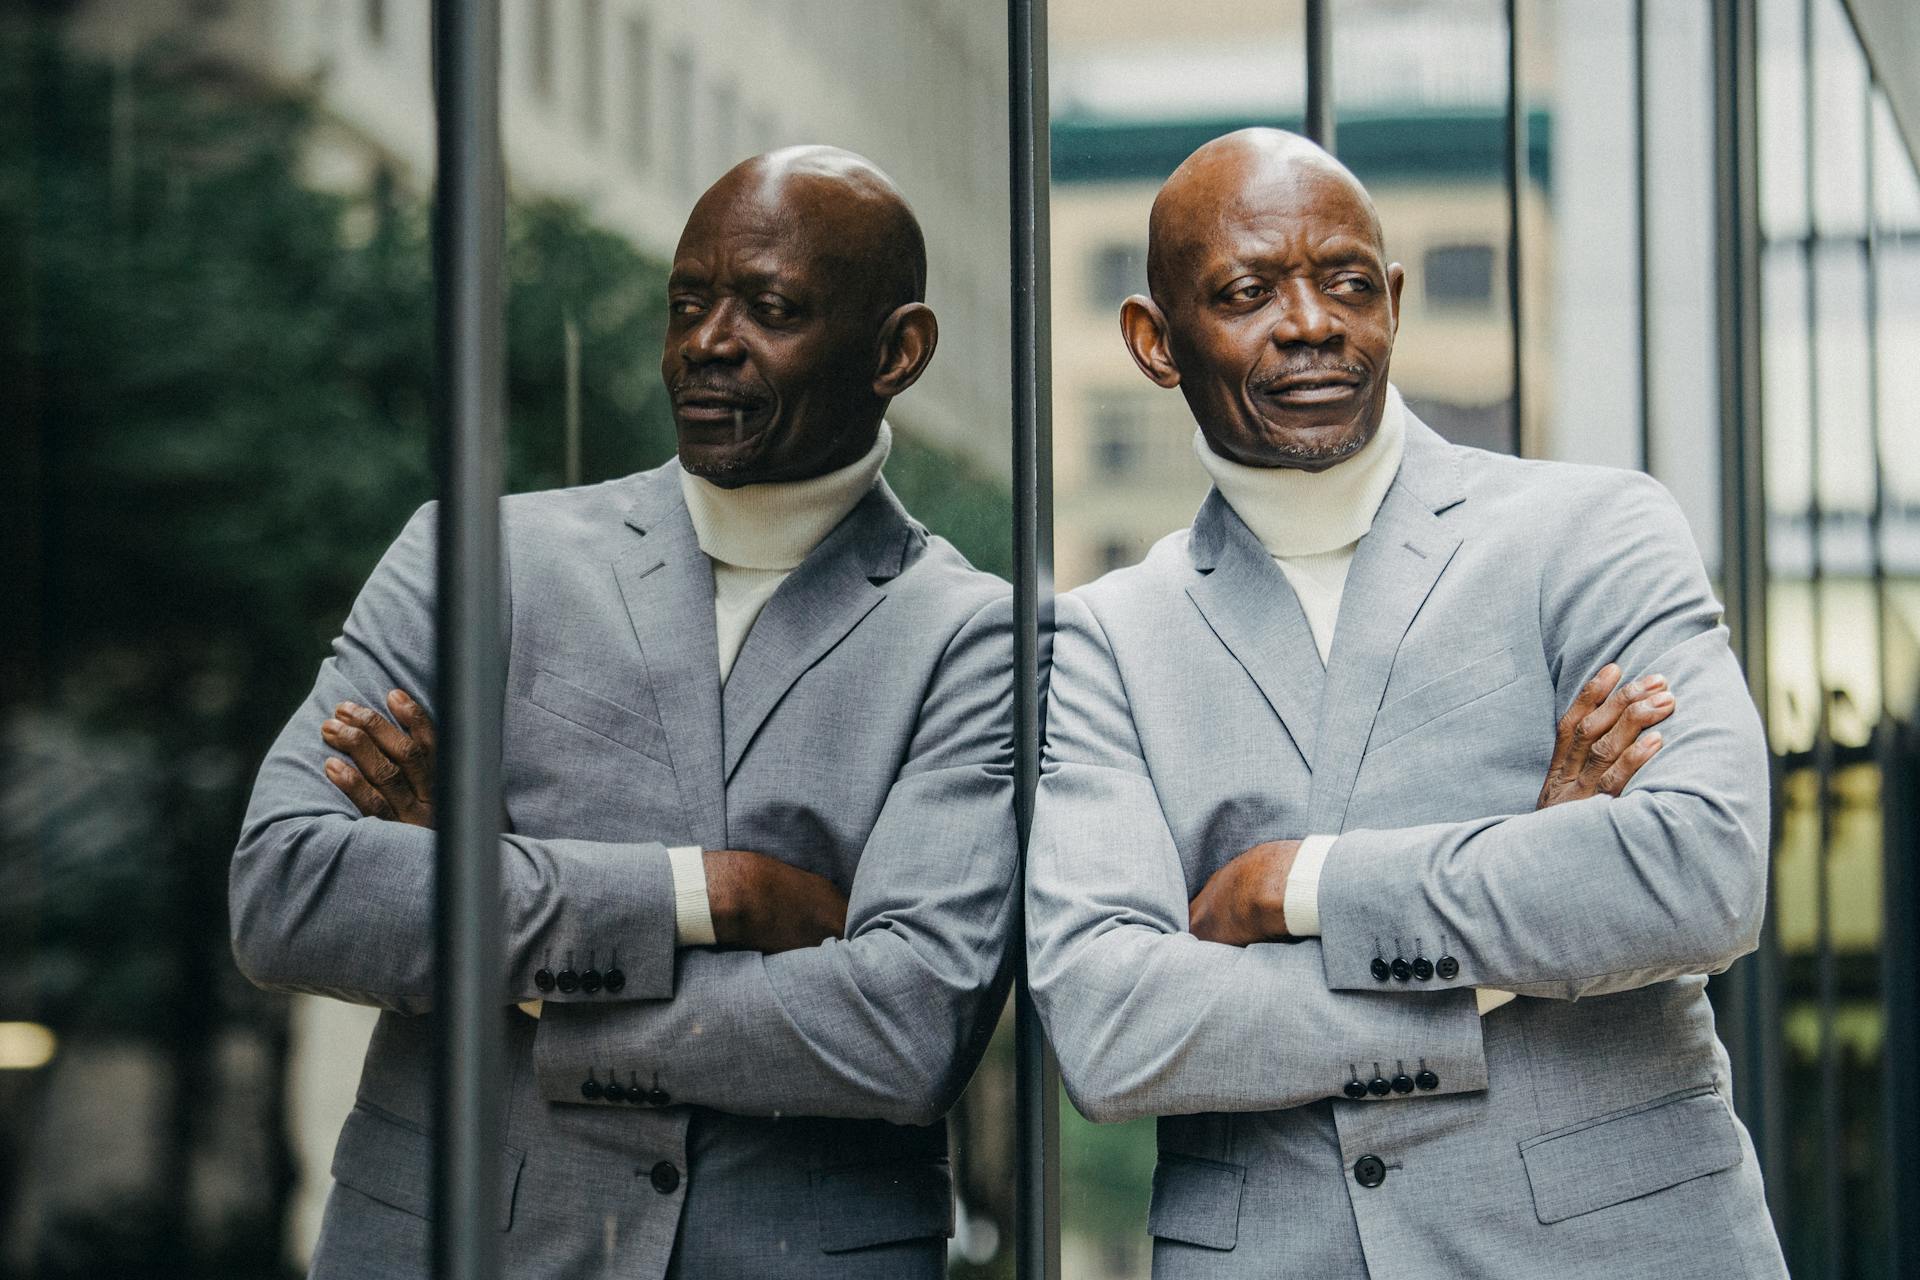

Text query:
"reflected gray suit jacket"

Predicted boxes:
[[232, 461, 1015, 1279], [1027, 417, 1788, 1279]]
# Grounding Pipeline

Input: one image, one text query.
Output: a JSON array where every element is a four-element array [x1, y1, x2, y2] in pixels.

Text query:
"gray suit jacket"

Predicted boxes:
[[1027, 417, 1787, 1279], [232, 461, 1015, 1279]]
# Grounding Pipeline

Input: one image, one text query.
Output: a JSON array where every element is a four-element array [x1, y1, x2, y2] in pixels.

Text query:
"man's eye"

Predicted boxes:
[[755, 296, 795, 319], [669, 297, 703, 316], [1223, 282, 1268, 303], [1328, 276, 1374, 296]]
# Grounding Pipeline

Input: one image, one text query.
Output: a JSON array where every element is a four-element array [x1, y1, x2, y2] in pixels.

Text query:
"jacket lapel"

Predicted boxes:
[[720, 479, 913, 782], [1184, 489, 1326, 771], [612, 465, 729, 853], [1307, 419, 1466, 833]]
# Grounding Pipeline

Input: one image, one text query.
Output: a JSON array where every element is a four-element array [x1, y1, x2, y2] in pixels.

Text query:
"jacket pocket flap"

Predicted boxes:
[[1147, 1154, 1246, 1250], [330, 1103, 526, 1230], [528, 669, 670, 765], [1370, 647, 1519, 751], [1520, 1086, 1741, 1224], [812, 1158, 954, 1253]]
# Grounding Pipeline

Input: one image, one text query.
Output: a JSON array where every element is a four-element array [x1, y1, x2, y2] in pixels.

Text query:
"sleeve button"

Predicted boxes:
[[1416, 1069, 1440, 1091], [1435, 955, 1460, 980], [556, 968, 580, 993], [1412, 956, 1433, 981], [1344, 1079, 1368, 1099], [534, 968, 556, 992], [1370, 957, 1392, 982], [1390, 957, 1412, 982]]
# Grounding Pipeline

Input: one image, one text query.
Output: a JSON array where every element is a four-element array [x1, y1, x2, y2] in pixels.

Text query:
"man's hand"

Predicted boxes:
[[1188, 663, 1676, 947], [322, 689, 849, 955], [1536, 662, 1672, 810], [704, 851, 850, 954], [322, 690, 436, 827], [1188, 840, 1299, 947]]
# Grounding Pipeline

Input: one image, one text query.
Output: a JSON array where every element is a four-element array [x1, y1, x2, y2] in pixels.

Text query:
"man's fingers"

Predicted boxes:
[[324, 757, 392, 819], [388, 689, 436, 756], [322, 711, 416, 815], [1554, 663, 1622, 775], [1597, 731, 1665, 795], [338, 698, 431, 799], [1583, 679, 1672, 774]]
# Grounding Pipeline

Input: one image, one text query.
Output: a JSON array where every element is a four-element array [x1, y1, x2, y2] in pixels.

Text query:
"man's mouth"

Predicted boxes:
[[672, 390, 767, 425], [1259, 369, 1365, 407]]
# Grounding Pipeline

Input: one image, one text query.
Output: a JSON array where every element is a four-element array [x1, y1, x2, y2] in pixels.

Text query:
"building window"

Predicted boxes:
[[1089, 393, 1151, 477], [362, 0, 385, 44], [578, 0, 604, 138], [529, 0, 555, 102], [667, 49, 694, 196], [1089, 242, 1145, 309], [1423, 243, 1496, 309], [624, 17, 651, 172]]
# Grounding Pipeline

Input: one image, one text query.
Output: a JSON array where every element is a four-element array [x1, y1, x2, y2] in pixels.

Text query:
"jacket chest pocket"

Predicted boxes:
[[524, 669, 672, 766], [1367, 646, 1521, 753]]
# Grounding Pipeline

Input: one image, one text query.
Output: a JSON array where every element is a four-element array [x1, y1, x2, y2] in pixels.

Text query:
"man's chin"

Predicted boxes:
[[1229, 415, 1372, 471], [677, 426, 777, 486]]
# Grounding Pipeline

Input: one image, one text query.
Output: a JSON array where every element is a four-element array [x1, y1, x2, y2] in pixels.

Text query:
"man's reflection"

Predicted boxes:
[[231, 146, 1015, 1279]]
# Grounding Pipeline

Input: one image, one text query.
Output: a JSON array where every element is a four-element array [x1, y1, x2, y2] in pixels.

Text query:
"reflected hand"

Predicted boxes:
[[322, 689, 436, 827], [1188, 839, 1299, 946], [1536, 662, 1673, 810], [705, 850, 850, 954]]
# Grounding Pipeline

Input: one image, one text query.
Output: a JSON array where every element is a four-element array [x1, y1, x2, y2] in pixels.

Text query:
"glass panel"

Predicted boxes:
[[1, 2, 1017, 1276]]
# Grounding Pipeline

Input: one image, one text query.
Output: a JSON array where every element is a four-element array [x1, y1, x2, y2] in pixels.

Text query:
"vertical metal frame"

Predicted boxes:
[[1710, 0, 1785, 1223], [1010, 2, 1060, 1278], [1633, 0, 1655, 472], [1305, 0, 1334, 150], [429, 2, 507, 1278], [1505, 0, 1527, 456]]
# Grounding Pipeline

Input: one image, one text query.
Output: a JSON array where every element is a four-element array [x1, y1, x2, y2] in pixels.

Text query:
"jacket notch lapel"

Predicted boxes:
[[1183, 491, 1325, 771], [613, 472, 729, 852], [718, 482, 909, 783], [1306, 480, 1462, 833]]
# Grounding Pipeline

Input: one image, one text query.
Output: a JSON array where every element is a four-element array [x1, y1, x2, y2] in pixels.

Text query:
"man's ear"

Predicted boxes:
[[1120, 295, 1180, 388], [873, 303, 938, 397], [1386, 262, 1406, 338]]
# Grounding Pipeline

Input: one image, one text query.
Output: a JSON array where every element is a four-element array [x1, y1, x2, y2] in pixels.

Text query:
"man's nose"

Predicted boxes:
[[681, 301, 746, 364], [1268, 279, 1340, 349]]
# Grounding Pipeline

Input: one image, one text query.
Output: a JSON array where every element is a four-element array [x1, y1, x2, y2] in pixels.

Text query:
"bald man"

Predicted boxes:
[[232, 148, 1015, 1279], [1026, 130, 1785, 1278]]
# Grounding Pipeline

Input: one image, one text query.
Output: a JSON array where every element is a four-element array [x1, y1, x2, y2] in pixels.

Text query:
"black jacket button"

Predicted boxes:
[[1391, 957, 1412, 982], [1344, 1079, 1368, 1099], [648, 1088, 671, 1107], [1436, 955, 1460, 980], [1412, 956, 1433, 981], [1391, 1073, 1415, 1094], [579, 1077, 602, 1101], [1416, 1069, 1440, 1091], [603, 1080, 626, 1103], [534, 968, 556, 992], [556, 968, 580, 993], [1353, 1155, 1387, 1188], [604, 968, 626, 993], [1370, 957, 1392, 982], [581, 968, 603, 994], [1367, 1076, 1391, 1097], [649, 1161, 680, 1195]]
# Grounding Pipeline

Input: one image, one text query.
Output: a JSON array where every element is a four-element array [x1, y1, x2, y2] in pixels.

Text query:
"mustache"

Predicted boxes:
[[668, 375, 770, 402], [1249, 360, 1368, 392]]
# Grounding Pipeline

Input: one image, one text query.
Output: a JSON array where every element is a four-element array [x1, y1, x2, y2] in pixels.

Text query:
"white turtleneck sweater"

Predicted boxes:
[[1195, 389, 1511, 1015], [653, 424, 893, 947]]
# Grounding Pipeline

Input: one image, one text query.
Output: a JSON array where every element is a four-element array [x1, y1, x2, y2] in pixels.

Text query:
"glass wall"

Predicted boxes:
[[1, 1, 1015, 1276]]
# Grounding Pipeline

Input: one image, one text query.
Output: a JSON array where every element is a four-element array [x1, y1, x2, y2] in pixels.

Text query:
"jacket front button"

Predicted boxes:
[[556, 968, 580, 993], [1370, 958, 1392, 982], [1435, 955, 1460, 980], [1353, 1155, 1387, 1188], [1412, 956, 1433, 981], [1416, 1069, 1440, 1091], [649, 1161, 681, 1195], [1390, 957, 1412, 982]]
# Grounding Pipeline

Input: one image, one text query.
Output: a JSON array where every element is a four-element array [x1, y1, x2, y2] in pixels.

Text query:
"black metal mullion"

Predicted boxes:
[[1633, 0, 1654, 473], [1305, 0, 1334, 151], [429, 3, 507, 1279], [1009, 2, 1059, 1278], [1504, 0, 1526, 456], [1711, 0, 1785, 1226]]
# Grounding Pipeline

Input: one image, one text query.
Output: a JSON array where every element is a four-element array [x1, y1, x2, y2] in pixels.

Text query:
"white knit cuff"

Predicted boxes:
[[667, 845, 717, 947], [1284, 835, 1338, 937], [1476, 988, 1518, 1016]]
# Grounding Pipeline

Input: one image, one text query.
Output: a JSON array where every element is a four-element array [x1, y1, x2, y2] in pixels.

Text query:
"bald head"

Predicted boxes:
[[691, 145, 928, 315], [1146, 128, 1382, 306]]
